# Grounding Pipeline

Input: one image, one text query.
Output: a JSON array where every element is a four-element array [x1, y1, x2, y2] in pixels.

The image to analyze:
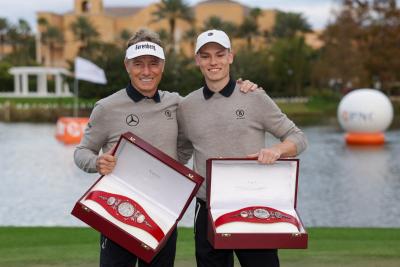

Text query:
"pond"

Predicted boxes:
[[0, 123, 399, 227]]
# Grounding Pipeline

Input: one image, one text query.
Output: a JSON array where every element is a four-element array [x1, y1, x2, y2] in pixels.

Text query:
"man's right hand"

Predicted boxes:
[[96, 152, 116, 175]]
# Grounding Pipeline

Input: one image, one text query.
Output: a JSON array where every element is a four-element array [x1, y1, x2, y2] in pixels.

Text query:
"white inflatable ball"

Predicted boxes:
[[337, 89, 393, 133]]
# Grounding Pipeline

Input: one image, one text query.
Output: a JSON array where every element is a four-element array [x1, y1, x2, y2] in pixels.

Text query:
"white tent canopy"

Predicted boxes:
[[2, 67, 72, 98]]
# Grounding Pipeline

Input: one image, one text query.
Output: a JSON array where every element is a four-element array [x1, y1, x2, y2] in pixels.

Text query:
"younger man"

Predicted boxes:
[[178, 29, 308, 267]]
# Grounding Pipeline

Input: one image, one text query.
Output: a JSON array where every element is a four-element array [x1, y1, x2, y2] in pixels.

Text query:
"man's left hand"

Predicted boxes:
[[237, 78, 262, 93]]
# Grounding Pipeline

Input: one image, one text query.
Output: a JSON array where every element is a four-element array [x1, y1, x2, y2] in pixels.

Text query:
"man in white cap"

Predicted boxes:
[[177, 29, 308, 267], [74, 28, 181, 267], [74, 28, 259, 267]]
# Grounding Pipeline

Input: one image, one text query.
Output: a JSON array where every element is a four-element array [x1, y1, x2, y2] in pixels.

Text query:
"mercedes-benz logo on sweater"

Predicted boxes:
[[126, 114, 139, 126]]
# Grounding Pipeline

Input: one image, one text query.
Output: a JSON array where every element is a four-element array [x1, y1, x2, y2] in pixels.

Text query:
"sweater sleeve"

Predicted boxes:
[[74, 102, 109, 173], [176, 102, 194, 165], [256, 90, 308, 155]]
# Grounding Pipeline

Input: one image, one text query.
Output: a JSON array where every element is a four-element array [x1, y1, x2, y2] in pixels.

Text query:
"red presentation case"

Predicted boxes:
[[206, 158, 307, 249], [71, 132, 204, 263]]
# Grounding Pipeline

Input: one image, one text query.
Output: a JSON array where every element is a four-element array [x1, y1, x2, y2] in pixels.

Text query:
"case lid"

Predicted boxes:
[[111, 132, 203, 219], [208, 159, 299, 211]]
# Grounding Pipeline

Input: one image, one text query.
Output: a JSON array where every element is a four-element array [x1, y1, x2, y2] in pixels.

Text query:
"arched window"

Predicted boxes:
[[82, 1, 91, 13]]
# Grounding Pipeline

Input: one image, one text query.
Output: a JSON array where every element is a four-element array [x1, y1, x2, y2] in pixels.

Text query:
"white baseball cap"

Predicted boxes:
[[126, 41, 165, 60], [195, 29, 231, 54]]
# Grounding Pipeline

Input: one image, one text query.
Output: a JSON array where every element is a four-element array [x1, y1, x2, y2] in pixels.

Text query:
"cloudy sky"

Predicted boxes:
[[0, 0, 340, 31]]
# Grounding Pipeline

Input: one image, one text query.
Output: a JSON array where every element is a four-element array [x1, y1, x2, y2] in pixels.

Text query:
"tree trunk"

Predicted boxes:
[[169, 18, 175, 52], [0, 35, 4, 58]]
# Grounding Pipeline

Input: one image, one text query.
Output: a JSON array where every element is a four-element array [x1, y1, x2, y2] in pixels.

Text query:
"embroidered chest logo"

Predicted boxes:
[[126, 114, 139, 126], [236, 109, 245, 119], [164, 109, 173, 120]]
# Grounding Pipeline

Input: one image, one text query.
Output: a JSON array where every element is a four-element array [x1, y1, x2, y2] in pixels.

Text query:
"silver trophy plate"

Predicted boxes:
[[117, 202, 136, 217], [253, 208, 270, 219]]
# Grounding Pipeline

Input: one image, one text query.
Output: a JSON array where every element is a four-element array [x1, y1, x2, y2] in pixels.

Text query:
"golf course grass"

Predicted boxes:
[[0, 227, 399, 267]]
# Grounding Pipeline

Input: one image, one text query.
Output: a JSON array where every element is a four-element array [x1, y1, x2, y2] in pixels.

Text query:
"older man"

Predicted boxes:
[[177, 29, 308, 267], [74, 28, 181, 267]]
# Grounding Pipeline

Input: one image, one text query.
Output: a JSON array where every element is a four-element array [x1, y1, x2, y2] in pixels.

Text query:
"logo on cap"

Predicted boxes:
[[208, 32, 213, 36], [135, 43, 156, 51]]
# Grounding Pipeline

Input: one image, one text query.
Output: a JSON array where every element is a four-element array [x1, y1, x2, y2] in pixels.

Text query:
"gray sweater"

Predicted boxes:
[[177, 85, 308, 200], [74, 89, 181, 173]]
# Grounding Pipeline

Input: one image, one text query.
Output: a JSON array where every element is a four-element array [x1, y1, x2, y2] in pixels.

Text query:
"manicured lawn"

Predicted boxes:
[[0, 227, 399, 267]]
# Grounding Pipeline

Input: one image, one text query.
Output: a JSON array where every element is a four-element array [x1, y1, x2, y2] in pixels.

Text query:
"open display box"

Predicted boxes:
[[207, 158, 307, 249], [72, 132, 203, 262]]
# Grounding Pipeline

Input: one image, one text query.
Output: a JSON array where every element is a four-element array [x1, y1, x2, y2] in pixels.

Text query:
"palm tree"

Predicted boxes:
[[237, 8, 263, 50], [152, 0, 194, 50], [17, 19, 31, 39], [118, 29, 132, 48], [202, 16, 237, 37], [156, 28, 170, 45], [250, 7, 263, 25], [183, 26, 198, 53], [238, 17, 259, 49], [70, 16, 99, 53], [272, 11, 311, 39], [0, 18, 9, 59], [38, 18, 64, 66], [6, 19, 35, 64]]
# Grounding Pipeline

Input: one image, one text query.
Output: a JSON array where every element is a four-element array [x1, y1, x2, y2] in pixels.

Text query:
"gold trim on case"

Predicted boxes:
[[141, 243, 150, 250], [82, 206, 90, 212]]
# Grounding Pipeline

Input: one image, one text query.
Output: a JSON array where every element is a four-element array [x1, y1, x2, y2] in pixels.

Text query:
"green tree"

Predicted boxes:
[[269, 36, 314, 96], [231, 49, 270, 94], [312, 0, 400, 95], [74, 42, 126, 99], [70, 16, 99, 54], [161, 51, 202, 96], [272, 11, 311, 39], [237, 17, 259, 49], [183, 25, 198, 52], [250, 7, 263, 24], [363, 0, 400, 94], [0, 18, 9, 59], [38, 18, 64, 66], [152, 0, 194, 50], [118, 29, 132, 48], [3, 19, 35, 65], [0, 61, 13, 92], [156, 28, 170, 45], [202, 16, 237, 36], [243, 8, 264, 48], [312, 1, 368, 92]]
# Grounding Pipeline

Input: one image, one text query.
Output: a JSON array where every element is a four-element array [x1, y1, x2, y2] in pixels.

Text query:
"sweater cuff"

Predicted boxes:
[[287, 134, 308, 155]]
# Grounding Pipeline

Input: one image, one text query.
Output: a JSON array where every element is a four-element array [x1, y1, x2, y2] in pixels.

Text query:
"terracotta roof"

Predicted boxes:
[[196, 0, 250, 15], [196, 0, 250, 12], [196, 0, 244, 6], [104, 7, 144, 17]]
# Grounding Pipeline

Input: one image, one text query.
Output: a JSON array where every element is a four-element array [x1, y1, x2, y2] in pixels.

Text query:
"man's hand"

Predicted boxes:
[[96, 149, 117, 175], [247, 147, 281, 164], [237, 78, 262, 93]]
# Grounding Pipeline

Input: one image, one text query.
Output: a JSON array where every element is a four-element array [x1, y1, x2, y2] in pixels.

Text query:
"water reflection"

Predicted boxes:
[[0, 123, 399, 227], [297, 126, 400, 227]]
